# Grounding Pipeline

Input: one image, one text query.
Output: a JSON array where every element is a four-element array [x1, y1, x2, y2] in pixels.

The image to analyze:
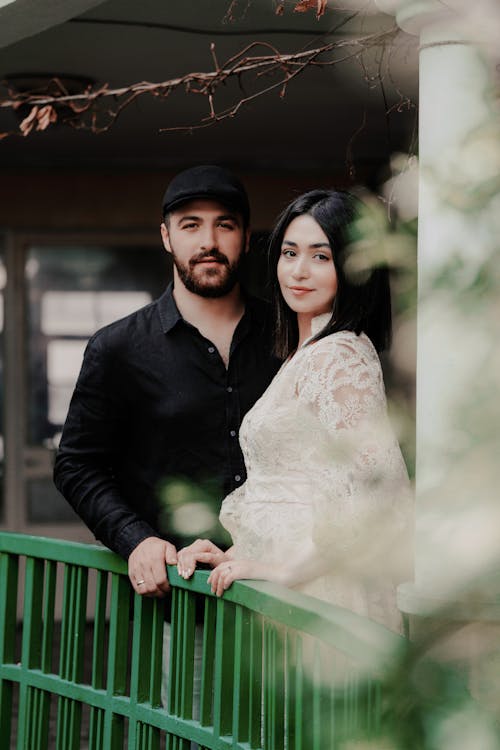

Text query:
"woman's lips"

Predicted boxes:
[[288, 286, 314, 296]]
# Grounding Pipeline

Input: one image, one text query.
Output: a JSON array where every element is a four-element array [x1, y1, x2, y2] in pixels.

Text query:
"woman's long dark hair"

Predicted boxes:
[[269, 189, 392, 359]]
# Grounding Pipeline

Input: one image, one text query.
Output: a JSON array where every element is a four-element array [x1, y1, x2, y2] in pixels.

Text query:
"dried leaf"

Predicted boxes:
[[275, 2, 285, 15], [19, 103, 58, 136], [19, 105, 39, 136], [36, 105, 57, 131], [0, 131, 11, 140], [293, 0, 327, 18]]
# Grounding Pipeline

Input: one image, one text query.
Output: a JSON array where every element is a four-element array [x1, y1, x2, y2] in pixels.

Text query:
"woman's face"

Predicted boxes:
[[277, 214, 338, 318]]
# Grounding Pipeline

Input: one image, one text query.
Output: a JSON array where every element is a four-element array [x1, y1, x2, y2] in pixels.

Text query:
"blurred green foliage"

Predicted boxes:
[[158, 476, 232, 549]]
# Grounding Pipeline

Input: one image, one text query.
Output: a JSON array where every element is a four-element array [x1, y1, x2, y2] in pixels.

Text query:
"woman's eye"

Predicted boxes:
[[281, 249, 296, 257], [314, 253, 330, 261]]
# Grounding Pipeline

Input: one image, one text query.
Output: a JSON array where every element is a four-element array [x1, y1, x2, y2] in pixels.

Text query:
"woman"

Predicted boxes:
[[177, 190, 412, 631]]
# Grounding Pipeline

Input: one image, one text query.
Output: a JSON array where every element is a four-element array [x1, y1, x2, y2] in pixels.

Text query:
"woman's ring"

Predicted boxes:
[[136, 579, 145, 585]]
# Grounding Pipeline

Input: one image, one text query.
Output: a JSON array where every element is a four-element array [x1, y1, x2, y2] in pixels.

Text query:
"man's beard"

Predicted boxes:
[[171, 245, 245, 298]]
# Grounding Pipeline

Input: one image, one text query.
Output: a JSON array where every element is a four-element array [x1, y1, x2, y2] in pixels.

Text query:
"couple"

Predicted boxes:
[[54, 164, 411, 632]]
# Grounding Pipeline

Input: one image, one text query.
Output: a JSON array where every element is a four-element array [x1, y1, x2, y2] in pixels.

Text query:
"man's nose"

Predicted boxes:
[[200, 225, 218, 249]]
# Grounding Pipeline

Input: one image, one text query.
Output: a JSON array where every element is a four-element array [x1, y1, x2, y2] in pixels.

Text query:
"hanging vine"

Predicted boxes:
[[0, 1, 408, 140]]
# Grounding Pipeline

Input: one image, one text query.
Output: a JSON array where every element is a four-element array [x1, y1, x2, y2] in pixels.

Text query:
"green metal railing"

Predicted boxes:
[[0, 532, 404, 749]]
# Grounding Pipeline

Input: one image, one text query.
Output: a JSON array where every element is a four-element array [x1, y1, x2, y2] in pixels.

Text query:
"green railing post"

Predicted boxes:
[[89, 569, 108, 749], [232, 605, 251, 744], [199, 597, 217, 728], [213, 597, 236, 739], [0, 550, 18, 746], [56, 562, 88, 750], [128, 592, 163, 749], [103, 573, 130, 749], [18, 556, 45, 750]]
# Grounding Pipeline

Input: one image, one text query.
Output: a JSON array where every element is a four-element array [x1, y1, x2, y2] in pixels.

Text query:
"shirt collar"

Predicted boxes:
[[157, 281, 267, 335], [157, 282, 183, 334]]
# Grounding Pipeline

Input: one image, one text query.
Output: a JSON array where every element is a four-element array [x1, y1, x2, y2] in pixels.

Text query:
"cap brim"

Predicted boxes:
[[163, 192, 246, 217]]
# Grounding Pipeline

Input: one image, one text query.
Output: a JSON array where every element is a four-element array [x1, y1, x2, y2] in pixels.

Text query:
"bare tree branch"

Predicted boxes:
[[0, 27, 399, 139]]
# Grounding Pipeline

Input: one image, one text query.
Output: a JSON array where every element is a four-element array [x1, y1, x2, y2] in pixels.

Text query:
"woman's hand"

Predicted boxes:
[[177, 538, 228, 579], [207, 558, 280, 596]]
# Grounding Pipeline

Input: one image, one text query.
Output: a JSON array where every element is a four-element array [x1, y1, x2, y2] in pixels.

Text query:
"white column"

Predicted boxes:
[[377, 0, 500, 605]]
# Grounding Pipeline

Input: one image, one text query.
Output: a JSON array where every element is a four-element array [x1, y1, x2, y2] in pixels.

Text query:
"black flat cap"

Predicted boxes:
[[162, 165, 250, 225]]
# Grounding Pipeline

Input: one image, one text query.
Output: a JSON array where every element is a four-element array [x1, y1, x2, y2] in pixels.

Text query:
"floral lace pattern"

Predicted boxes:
[[220, 329, 412, 631]]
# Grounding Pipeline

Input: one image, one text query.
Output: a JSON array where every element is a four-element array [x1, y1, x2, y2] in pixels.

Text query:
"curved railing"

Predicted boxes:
[[0, 532, 405, 749]]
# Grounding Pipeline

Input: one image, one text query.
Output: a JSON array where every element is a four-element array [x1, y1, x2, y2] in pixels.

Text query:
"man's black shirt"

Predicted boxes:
[[54, 284, 280, 559]]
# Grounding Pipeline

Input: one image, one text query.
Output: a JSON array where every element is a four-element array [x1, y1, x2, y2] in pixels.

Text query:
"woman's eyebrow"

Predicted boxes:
[[282, 239, 331, 248]]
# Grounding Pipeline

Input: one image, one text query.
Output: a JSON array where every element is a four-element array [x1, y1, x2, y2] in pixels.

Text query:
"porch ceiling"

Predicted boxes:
[[0, 0, 418, 176]]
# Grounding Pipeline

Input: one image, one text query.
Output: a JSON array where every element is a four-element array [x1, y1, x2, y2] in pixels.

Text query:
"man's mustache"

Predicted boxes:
[[190, 249, 230, 267]]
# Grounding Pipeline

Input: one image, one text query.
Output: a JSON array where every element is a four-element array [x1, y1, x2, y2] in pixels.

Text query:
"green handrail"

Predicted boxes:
[[0, 531, 404, 749]]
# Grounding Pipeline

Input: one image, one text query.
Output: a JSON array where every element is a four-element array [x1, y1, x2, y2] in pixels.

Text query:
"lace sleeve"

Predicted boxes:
[[295, 333, 411, 573], [295, 333, 386, 434]]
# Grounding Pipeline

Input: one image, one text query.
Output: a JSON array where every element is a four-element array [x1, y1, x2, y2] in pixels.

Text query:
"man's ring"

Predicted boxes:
[[136, 579, 145, 585]]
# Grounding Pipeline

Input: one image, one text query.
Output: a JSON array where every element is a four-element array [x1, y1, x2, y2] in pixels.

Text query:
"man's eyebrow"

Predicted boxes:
[[177, 213, 240, 224], [217, 213, 240, 224], [177, 215, 200, 224]]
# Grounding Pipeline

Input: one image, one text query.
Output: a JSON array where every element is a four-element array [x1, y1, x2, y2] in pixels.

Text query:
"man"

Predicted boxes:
[[54, 164, 280, 597]]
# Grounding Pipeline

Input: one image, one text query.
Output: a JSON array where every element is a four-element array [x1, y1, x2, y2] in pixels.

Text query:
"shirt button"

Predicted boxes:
[[235, 474, 241, 482], [226, 386, 233, 393], [208, 346, 215, 354], [230, 430, 237, 437]]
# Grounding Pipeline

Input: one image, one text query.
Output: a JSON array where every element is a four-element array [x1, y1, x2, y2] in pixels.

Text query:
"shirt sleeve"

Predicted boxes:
[[295, 334, 412, 577], [53, 332, 160, 559]]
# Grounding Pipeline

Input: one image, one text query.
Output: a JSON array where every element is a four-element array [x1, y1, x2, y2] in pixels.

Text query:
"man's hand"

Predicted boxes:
[[128, 536, 178, 597], [177, 538, 228, 579]]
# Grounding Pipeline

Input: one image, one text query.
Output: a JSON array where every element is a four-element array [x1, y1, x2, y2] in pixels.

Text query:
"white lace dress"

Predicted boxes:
[[220, 315, 412, 631]]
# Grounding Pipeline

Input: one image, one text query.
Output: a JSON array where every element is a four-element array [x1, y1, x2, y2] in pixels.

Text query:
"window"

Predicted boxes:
[[24, 242, 169, 523]]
